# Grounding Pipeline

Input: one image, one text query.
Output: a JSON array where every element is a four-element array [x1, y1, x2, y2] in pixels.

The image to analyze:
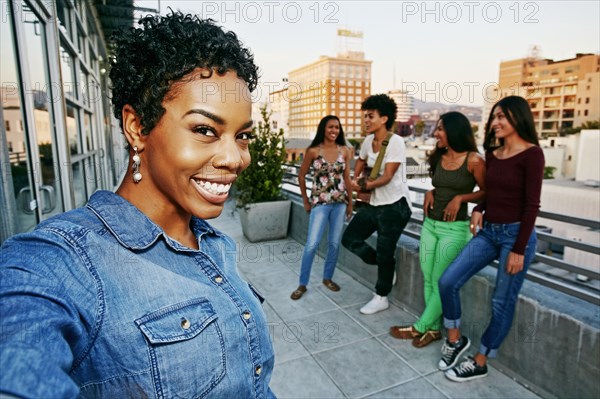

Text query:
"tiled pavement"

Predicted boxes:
[[211, 203, 542, 399]]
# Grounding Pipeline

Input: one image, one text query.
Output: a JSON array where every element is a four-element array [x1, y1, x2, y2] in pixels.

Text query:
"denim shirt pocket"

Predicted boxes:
[[135, 298, 226, 399]]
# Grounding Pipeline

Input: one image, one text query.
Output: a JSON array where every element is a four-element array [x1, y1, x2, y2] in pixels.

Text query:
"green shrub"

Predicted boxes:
[[235, 105, 286, 207], [543, 166, 556, 179]]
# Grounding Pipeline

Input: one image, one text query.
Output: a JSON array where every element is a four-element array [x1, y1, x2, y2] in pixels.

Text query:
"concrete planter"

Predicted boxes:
[[239, 200, 291, 242]]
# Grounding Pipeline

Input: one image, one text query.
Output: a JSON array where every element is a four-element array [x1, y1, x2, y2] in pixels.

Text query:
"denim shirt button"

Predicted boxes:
[[214, 276, 223, 283], [243, 311, 251, 320], [181, 318, 191, 329], [255, 365, 262, 375]]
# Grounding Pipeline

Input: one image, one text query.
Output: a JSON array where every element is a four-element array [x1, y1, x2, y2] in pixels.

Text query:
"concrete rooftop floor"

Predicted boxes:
[[211, 202, 543, 399]]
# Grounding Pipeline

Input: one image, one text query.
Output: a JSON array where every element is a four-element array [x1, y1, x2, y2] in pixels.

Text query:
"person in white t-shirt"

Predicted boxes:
[[342, 94, 412, 315]]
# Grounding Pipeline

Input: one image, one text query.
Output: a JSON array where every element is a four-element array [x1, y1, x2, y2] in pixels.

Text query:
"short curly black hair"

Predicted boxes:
[[109, 11, 259, 135], [361, 94, 397, 130]]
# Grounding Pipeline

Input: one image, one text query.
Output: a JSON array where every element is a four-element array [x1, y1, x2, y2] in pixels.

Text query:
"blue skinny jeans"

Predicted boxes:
[[299, 203, 347, 286], [438, 222, 537, 358]]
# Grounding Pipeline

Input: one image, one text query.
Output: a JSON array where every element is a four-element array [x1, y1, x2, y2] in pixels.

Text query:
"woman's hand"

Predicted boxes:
[[506, 251, 525, 275], [470, 211, 483, 236], [346, 203, 353, 220], [303, 200, 311, 213], [423, 190, 434, 217], [443, 195, 462, 222]]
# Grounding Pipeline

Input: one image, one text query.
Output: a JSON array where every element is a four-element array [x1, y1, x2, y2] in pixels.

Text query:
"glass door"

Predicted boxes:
[[19, 1, 64, 221], [0, 1, 64, 241], [1, 4, 38, 238]]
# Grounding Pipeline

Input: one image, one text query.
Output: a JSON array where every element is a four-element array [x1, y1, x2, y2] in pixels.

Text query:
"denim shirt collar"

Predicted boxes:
[[86, 190, 222, 251]]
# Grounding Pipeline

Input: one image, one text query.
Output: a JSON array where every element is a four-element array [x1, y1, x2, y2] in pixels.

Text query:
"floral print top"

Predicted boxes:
[[310, 146, 348, 206]]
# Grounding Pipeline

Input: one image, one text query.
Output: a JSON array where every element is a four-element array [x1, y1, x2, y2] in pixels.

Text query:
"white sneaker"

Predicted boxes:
[[360, 294, 389, 314]]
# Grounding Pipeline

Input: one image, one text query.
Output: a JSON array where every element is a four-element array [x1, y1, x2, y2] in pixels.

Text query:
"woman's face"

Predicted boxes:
[[434, 120, 448, 149], [363, 109, 387, 134], [490, 106, 517, 140], [141, 70, 252, 220], [324, 118, 341, 143]]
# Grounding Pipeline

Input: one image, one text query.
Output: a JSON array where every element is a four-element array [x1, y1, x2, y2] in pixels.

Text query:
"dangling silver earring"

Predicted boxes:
[[132, 146, 142, 183]]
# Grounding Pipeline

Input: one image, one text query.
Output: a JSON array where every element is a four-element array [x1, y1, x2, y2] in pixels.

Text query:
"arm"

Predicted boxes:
[[298, 148, 315, 212], [470, 211, 483, 236], [423, 189, 434, 217], [512, 147, 544, 254], [468, 153, 487, 235], [351, 158, 366, 192], [473, 151, 491, 215], [443, 152, 487, 222], [507, 147, 545, 274], [352, 138, 370, 192], [363, 161, 400, 190], [0, 233, 88, 398], [343, 147, 353, 218]]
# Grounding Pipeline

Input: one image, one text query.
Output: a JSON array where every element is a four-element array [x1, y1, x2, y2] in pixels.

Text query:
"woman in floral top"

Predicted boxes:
[[291, 115, 353, 300]]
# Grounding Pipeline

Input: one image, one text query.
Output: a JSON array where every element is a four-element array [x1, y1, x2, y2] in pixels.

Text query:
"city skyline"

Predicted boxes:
[[141, 0, 600, 106]]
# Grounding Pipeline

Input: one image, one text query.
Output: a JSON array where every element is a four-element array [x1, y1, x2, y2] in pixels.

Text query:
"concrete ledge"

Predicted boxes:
[[288, 199, 600, 399]]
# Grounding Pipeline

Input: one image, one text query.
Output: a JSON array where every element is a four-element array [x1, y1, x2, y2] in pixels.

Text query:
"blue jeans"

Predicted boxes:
[[438, 222, 537, 358], [342, 197, 412, 296], [299, 203, 347, 286]]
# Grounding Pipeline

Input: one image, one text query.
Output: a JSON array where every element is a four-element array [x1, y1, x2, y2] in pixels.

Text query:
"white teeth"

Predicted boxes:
[[194, 179, 231, 195]]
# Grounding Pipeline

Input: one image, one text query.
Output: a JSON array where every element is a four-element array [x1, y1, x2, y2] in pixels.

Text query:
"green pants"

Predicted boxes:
[[414, 217, 471, 333]]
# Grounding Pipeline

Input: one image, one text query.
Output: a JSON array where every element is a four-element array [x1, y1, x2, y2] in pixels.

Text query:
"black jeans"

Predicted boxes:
[[342, 197, 411, 296]]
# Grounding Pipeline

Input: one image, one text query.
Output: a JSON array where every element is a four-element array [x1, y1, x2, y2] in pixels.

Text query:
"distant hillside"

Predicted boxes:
[[413, 99, 446, 112], [413, 99, 482, 122]]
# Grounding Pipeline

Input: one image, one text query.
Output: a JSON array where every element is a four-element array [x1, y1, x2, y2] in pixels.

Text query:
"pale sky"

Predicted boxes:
[[138, 0, 600, 106]]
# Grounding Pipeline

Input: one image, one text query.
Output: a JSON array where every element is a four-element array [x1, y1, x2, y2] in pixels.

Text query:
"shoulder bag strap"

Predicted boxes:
[[369, 132, 393, 180]]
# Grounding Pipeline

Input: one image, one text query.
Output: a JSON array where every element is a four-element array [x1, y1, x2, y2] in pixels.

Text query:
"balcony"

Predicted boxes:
[[214, 179, 599, 398], [543, 111, 560, 119]]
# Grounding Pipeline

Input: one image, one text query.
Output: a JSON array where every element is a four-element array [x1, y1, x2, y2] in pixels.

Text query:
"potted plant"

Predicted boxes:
[[235, 104, 290, 242]]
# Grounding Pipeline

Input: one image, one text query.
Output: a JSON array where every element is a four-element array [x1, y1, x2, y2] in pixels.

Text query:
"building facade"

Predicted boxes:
[[267, 87, 290, 138], [485, 53, 600, 137], [287, 54, 372, 140], [0, 0, 136, 242], [387, 89, 415, 123]]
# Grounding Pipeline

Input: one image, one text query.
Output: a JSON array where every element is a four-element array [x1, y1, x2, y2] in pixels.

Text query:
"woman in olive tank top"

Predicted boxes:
[[390, 112, 486, 347]]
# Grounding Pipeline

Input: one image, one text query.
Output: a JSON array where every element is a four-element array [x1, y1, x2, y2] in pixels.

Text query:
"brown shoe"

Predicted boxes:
[[412, 330, 442, 348], [322, 279, 341, 292], [390, 325, 422, 339], [290, 285, 307, 300]]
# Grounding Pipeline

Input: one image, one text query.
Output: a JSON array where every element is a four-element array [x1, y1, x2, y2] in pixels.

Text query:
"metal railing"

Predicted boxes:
[[282, 164, 600, 305]]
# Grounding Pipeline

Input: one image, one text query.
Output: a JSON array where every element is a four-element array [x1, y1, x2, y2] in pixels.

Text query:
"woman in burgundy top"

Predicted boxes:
[[437, 96, 545, 382]]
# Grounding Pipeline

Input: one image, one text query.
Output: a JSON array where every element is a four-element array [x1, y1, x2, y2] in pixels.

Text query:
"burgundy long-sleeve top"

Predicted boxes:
[[474, 146, 545, 254]]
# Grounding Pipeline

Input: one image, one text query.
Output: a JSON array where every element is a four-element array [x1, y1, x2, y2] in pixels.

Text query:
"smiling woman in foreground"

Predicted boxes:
[[0, 12, 275, 398]]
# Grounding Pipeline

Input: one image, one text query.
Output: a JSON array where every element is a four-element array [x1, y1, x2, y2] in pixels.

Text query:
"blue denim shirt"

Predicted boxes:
[[0, 191, 275, 398]]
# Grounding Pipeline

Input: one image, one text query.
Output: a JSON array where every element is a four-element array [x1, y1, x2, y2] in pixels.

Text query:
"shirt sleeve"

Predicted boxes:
[[384, 135, 406, 164], [0, 232, 86, 398], [473, 151, 492, 214], [359, 135, 370, 160], [473, 201, 486, 214], [512, 147, 545, 254]]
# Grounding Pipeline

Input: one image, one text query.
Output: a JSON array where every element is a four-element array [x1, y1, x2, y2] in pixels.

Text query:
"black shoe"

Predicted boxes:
[[445, 356, 488, 382], [438, 336, 470, 370]]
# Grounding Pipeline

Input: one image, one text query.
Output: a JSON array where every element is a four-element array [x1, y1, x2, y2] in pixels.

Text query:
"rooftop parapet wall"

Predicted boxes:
[[287, 199, 600, 399]]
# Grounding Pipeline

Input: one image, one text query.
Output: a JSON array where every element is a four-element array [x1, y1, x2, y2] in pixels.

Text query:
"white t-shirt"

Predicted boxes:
[[359, 133, 411, 207]]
